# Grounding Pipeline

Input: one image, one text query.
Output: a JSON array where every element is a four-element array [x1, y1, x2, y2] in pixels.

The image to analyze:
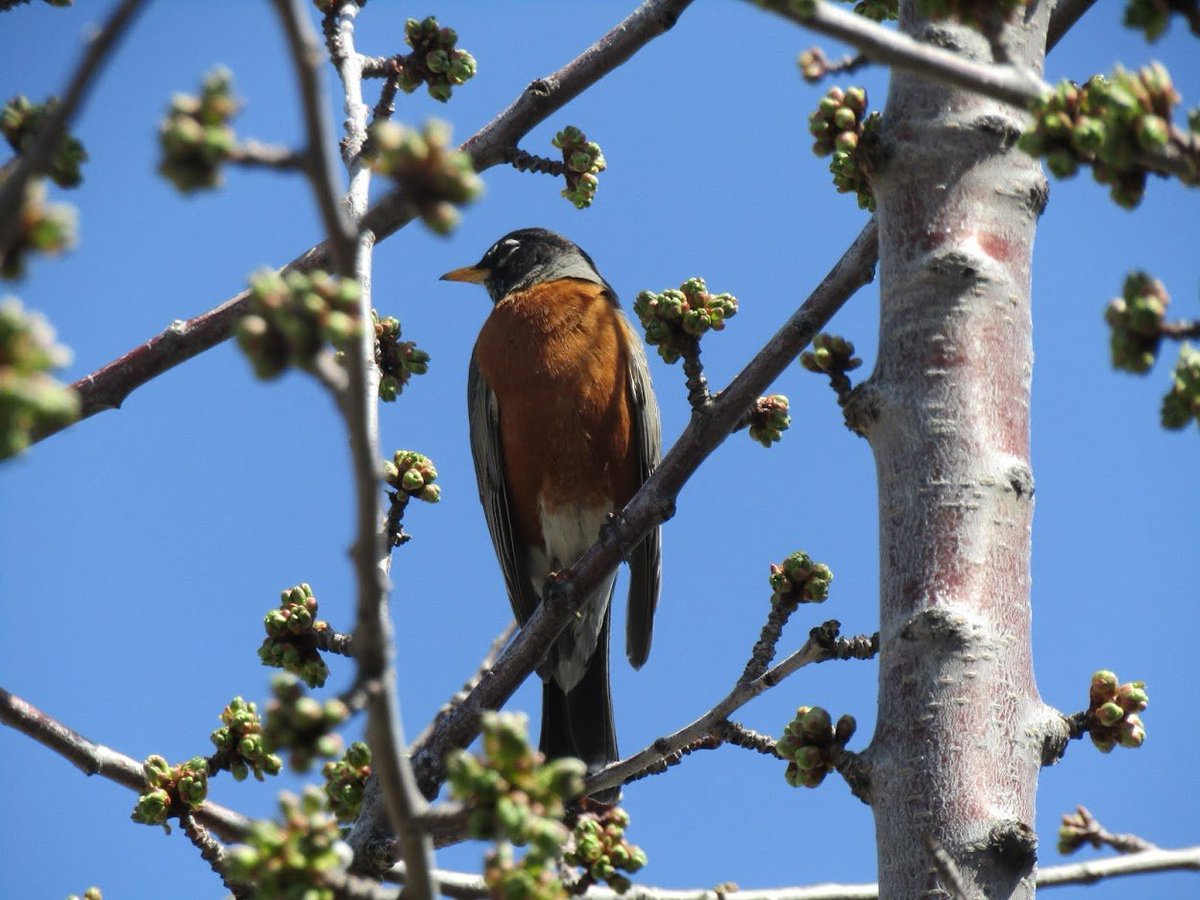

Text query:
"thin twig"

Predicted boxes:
[[740, 602, 798, 684], [0, 0, 149, 251], [180, 813, 252, 899], [719, 720, 778, 756], [584, 621, 869, 797], [0, 686, 252, 843], [227, 140, 305, 170], [1059, 806, 1159, 855], [272, 0, 356, 272]]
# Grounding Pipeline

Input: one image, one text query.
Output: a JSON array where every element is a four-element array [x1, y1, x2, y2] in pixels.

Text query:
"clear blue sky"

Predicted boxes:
[[1, 2, 1197, 898]]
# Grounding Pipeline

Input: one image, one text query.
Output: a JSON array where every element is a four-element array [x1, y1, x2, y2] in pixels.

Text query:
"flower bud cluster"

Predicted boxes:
[[1105, 271, 1169, 374], [393, 16, 478, 103], [65, 889, 102, 900], [1086, 669, 1148, 753], [1, 179, 77, 280], [565, 807, 648, 895], [210, 696, 283, 782], [131, 755, 209, 827], [633, 277, 738, 365], [448, 712, 586, 843], [552, 126, 606, 209], [1162, 344, 1200, 431], [748, 395, 791, 447], [263, 674, 349, 772], [769, 551, 833, 607], [809, 86, 878, 211], [374, 311, 430, 401], [2, 95, 87, 187], [158, 68, 239, 193], [450, 713, 588, 900], [800, 333, 862, 377], [1020, 64, 1184, 209], [236, 269, 362, 379], [259, 583, 331, 689], [224, 787, 352, 900], [0, 297, 79, 458], [384, 450, 441, 505], [777, 706, 856, 788], [323, 741, 371, 824], [365, 119, 483, 234]]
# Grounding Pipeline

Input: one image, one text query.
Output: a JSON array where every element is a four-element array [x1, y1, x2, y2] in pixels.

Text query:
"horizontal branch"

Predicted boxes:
[[390, 844, 1200, 900], [0, 686, 252, 844]]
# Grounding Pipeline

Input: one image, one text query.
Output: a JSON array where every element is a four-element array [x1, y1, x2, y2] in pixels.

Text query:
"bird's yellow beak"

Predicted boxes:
[[440, 265, 488, 284]]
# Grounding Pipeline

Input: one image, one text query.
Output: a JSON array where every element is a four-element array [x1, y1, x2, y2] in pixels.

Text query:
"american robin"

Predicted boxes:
[[442, 228, 662, 800]]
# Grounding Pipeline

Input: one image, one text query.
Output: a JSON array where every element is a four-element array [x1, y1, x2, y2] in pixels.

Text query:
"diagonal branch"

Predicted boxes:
[[0, 686, 253, 844], [30, 0, 696, 446], [583, 622, 876, 797], [0, 0, 149, 252], [406, 220, 881, 800]]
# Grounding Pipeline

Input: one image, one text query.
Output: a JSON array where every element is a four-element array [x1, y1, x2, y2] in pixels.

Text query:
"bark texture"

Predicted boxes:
[[854, 4, 1056, 897]]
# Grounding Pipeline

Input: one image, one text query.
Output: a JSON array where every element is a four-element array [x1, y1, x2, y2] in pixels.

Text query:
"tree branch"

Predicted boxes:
[[29, 0, 695, 447], [585, 621, 875, 797], [0, 686, 252, 844], [753, 1, 1192, 181], [0, 0, 148, 253], [753, 0, 1046, 107], [387, 845, 1200, 899], [270, 2, 438, 897]]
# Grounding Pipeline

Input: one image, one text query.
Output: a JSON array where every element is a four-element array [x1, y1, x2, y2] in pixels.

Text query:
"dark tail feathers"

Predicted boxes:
[[540, 611, 619, 803]]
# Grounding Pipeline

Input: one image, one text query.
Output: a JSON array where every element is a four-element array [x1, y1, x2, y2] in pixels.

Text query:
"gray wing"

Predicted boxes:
[[468, 354, 541, 625], [623, 319, 662, 670]]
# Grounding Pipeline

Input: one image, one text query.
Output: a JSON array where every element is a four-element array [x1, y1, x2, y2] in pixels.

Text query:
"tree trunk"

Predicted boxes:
[[855, 4, 1057, 897]]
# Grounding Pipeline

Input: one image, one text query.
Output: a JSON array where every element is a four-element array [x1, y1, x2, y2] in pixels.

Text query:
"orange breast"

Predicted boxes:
[[473, 279, 640, 551]]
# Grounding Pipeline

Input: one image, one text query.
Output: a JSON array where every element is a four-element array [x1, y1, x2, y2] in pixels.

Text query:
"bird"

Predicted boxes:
[[442, 228, 662, 801]]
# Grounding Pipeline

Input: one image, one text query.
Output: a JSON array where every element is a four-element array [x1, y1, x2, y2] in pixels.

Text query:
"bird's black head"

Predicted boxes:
[[440, 228, 612, 303]]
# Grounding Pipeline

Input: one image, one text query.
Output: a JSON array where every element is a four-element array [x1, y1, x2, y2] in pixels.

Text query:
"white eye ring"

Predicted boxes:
[[489, 238, 521, 265]]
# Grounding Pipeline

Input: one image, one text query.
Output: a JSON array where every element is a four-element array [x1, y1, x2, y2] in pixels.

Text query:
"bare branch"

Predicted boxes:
[[389, 845, 1200, 898], [180, 813, 252, 899], [0, 0, 148, 251], [753, 0, 1046, 107], [0, 686, 252, 844], [584, 621, 871, 797]]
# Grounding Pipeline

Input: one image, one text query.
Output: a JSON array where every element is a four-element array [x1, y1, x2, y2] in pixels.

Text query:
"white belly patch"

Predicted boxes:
[[529, 500, 616, 692]]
